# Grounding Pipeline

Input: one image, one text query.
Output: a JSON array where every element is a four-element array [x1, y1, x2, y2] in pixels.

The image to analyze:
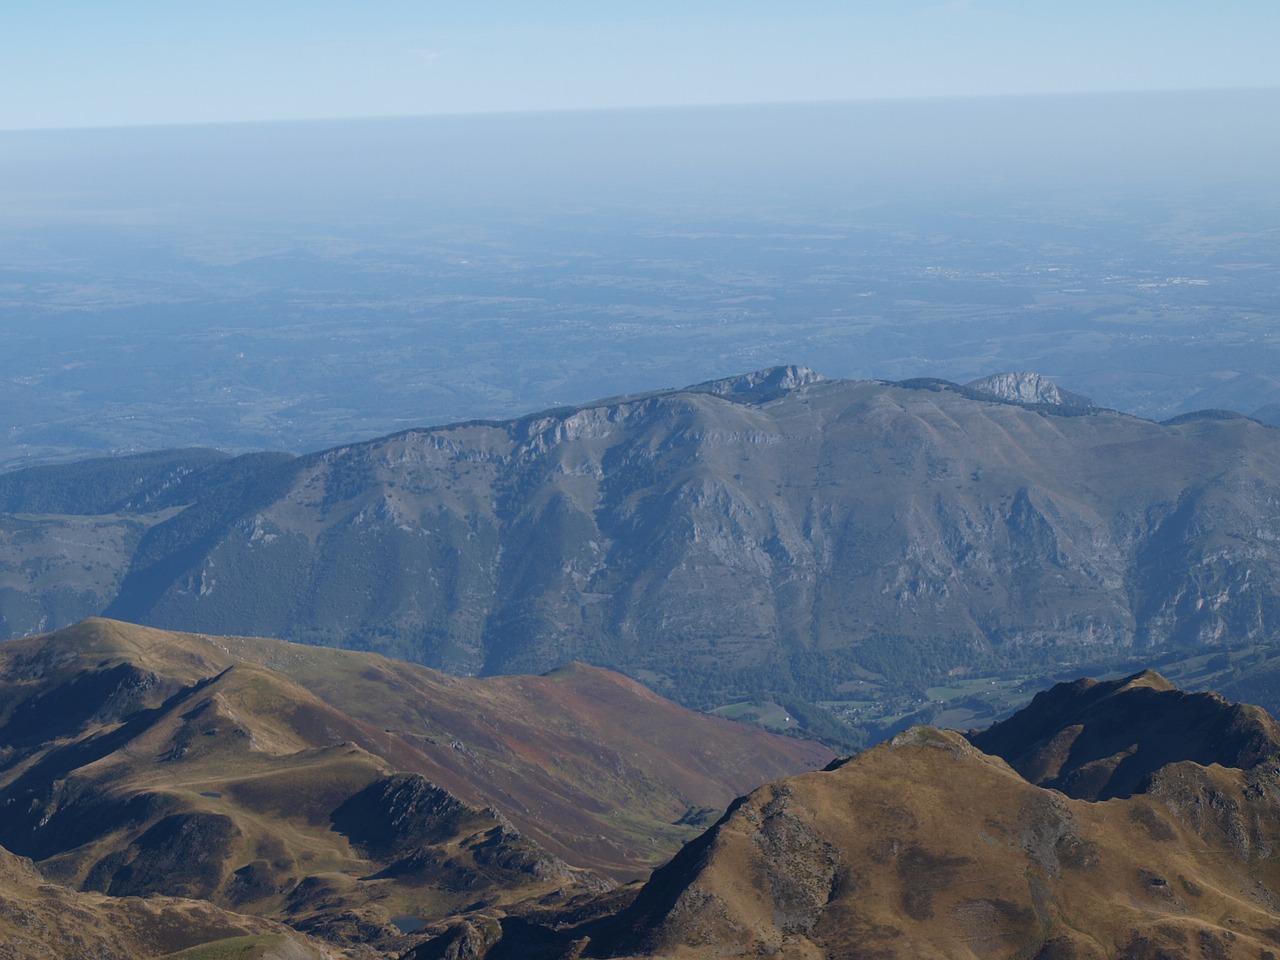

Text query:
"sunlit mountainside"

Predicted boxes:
[[8, 618, 1280, 958], [0, 618, 827, 954], [563, 673, 1280, 960]]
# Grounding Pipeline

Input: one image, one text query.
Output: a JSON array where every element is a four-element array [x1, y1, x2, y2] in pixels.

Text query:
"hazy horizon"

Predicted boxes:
[[2, 90, 1279, 469], [7, 2, 1279, 131]]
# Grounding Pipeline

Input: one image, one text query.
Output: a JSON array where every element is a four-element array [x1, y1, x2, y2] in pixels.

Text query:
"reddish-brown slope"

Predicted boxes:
[[0, 618, 830, 944]]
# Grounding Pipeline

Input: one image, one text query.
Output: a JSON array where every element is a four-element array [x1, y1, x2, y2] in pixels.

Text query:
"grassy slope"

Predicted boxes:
[[0, 618, 831, 943], [0, 845, 335, 960], [590, 728, 1280, 959]]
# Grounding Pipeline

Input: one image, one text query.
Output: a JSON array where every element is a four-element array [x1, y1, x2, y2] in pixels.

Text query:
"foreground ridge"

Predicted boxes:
[[443, 674, 1280, 959]]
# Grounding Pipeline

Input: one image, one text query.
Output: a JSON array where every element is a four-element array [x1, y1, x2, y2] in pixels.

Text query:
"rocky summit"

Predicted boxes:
[[965, 370, 1096, 408], [969, 669, 1280, 800]]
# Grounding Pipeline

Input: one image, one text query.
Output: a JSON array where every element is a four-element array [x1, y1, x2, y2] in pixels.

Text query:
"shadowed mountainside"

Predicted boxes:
[[969, 669, 1280, 800], [0, 618, 829, 950]]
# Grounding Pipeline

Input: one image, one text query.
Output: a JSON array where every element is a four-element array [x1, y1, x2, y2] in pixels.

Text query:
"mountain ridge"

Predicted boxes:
[[6, 369, 1280, 742], [9, 625, 1280, 958], [463, 671, 1280, 959], [968, 668, 1280, 800]]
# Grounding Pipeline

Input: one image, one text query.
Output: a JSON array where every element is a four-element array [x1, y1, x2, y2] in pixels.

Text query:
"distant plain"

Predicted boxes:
[[3, 90, 1280, 470]]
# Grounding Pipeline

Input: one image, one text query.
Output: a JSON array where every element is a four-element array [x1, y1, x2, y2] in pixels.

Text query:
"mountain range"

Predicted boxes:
[[9, 619, 1280, 958], [4, 367, 1280, 743]]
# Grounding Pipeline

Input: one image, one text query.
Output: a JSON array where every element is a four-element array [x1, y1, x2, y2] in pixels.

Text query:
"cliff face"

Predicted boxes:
[[6, 370, 1280, 719], [966, 370, 1095, 407]]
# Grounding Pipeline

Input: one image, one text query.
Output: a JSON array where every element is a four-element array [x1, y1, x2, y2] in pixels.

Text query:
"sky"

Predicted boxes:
[[3, 1, 1279, 131]]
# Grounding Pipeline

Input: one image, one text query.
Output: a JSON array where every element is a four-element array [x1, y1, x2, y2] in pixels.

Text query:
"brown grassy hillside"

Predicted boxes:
[[442, 674, 1280, 959], [0, 618, 830, 948], [0, 843, 344, 960], [582, 728, 1280, 959]]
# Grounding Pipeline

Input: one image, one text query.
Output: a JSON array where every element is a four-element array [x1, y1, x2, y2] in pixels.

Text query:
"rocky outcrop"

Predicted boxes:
[[689, 364, 827, 401], [0, 842, 330, 960], [331, 775, 481, 860], [966, 370, 1095, 407], [331, 775, 581, 892]]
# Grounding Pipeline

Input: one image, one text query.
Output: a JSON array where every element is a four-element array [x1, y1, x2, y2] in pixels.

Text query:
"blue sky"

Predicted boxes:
[[3, 1, 1279, 130]]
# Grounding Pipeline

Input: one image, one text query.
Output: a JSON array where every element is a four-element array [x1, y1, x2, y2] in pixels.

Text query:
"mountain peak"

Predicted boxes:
[[968, 670, 1280, 799], [966, 371, 1093, 407], [689, 364, 826, 402], [1117, 667, 1176, 692]]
